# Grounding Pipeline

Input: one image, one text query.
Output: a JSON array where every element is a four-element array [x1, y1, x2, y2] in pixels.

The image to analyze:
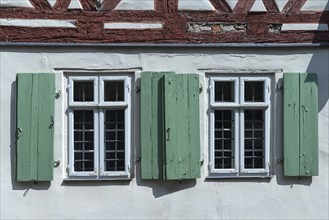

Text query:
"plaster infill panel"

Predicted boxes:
[[0, 0, 34, 7]]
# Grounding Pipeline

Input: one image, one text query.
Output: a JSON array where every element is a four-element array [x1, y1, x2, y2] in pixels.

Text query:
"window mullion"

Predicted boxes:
[[99, 108, 105, 177]]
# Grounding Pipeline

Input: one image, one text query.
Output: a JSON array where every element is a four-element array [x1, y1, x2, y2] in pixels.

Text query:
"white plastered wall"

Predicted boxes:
[[0, 46, 328, 219]]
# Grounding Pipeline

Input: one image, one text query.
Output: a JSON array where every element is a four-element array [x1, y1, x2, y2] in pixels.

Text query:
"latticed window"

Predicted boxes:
[[208, 76, 271, 177], [67, 75, 131, 179]]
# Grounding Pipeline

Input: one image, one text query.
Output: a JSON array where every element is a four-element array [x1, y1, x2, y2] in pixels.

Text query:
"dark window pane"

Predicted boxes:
[[104, 110, 125, 172], [73, 110, 94, 172], [105, 81, 124, 101], [74, 81, 94, 102], [215, 81, 234, 102], [245, 81, 264, 102], [244, 109, 265, 169], [214, 110, 235, 169]]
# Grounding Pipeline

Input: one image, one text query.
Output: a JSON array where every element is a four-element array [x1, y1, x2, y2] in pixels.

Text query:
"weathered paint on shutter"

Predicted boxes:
[[163, 74, 200, 180], [283, 73, 300, 176], [283, 73, 318, 176], [140, 71, 174, 179], [16, 73, 55, 181], [299, 73, 318, 176]]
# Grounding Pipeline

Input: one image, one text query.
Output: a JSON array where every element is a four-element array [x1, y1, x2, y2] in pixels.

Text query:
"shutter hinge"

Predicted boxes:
[[66, 165, 70, 173], [136, 86, 141, 93], [276, 84, 283, 92], [55, 90, 61, 99], [54, 160, 60, 168]]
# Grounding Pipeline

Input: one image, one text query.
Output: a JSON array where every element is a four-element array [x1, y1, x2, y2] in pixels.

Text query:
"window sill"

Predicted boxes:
[[206, 174, 273, 179], [63, 176, 132, 181]]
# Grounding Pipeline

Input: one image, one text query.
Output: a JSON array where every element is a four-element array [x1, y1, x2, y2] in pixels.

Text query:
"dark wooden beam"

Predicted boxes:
[[99, 0, 121, 11], [53, 0, 71, 11], [209, 0, 232, 13], [29, 0, 51, 10], [262, 0, 279, 13], [234, 0, 256, 14], [282, 0, 307, 14]]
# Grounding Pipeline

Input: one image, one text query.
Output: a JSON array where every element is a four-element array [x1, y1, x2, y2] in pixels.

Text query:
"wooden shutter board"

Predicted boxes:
[[16, 74, 34, 181], [16, 73, 55, 181], [283, 73, 300, 176], [141, 71, 175, 180], [299, 73, 318, 176], [283, 73, 318, 177], [164, 74, 200, 180], [37, 74, 55, 181]]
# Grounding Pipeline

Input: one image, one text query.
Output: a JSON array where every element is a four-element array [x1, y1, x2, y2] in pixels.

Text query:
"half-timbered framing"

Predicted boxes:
[[0, 0, 328, 44]]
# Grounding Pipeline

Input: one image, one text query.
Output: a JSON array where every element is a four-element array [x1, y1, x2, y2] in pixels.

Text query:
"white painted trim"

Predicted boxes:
[[68, 76, 98, 106], [104, 22, 163, 29], [301, 0, 329, 11], [115, 0, 154, 10], [67, 74, 132, 179], [249, 0, 267, 12], [0, 19, 77, 28], [0, 0, 34, 8], [281, 23, 329, 31], [210, 77, 239, 107], [68, 0, 83, 10], [178, 0, 215, 11], [208, 75, 272, 177], [240, 77, 270, 105]]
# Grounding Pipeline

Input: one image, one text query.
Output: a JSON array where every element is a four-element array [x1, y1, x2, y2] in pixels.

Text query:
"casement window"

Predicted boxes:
[[208, 76, 271, 177], [67, 75, 131, 179]]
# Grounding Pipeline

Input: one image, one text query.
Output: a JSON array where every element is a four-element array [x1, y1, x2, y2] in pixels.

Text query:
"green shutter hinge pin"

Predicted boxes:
[[55, 90, 61, 99], [54, 160, 60, 168], [16, 128, 22, 139], [276, 84, 283, 92]]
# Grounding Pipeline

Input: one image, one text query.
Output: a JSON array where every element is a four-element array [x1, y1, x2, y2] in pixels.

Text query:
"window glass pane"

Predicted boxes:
[[74, 81, 94, 102], [73, 110, 94, 172], [214, 110, 235, 169], [215, 81, 234, 102], [104, 110, 125, 171], [244, 81, 264, 102], [105, 81, 124, 102], [244, 109, 265, 169]]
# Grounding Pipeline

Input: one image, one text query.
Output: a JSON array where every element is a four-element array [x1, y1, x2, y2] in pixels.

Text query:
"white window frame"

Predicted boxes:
[[67, 75, 132, 180], [209, 76, 271, 178]]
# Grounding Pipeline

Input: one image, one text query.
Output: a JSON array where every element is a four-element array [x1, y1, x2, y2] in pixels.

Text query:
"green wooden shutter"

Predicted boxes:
[[16, 73, 55, 181], [141, 72, 174, 179], [283, 73, 318, 176], [163, 74, 200, 180], [141, 72, 200, 180]]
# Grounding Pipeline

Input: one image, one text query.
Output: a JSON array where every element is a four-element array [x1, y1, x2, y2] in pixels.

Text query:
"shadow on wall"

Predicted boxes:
[[9, 81, 51, 194]]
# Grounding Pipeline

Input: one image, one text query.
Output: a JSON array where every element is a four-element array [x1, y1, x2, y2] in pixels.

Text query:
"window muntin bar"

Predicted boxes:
[[244, 109, 265, 169], [215, 81, 234, 102], [104, 110, 125, 171], [244, 81, 264, 102], [209, 76, 271, 177], [68, 75, 131, 179], [73, 110, 94, 172], [214, 110, 235, 169], [74, 81, 94, 102], [105, 81, 124, 102]]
